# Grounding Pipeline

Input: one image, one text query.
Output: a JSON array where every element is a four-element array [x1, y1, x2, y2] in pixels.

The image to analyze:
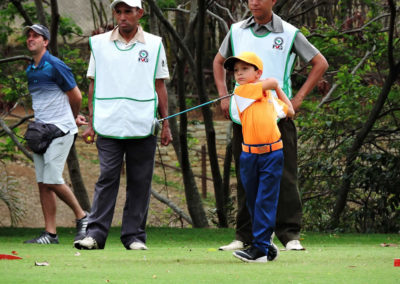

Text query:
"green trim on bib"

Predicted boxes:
[[152, 43, 162, 119], [113, 41, 136, 51], [250, 27, 271, 38], [96, 97, 156, 102], [89, 37, 100, 136], [229, 26, 235, 56], [282, 29, 299, 99]]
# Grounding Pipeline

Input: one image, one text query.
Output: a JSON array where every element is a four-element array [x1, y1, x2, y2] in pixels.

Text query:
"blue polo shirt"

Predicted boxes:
[[26, 50, 78, 134]]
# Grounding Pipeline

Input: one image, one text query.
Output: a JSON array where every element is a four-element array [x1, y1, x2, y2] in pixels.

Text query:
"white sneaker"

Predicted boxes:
[[129, 241, 148, 250], [219, 240, 244, 251], [74, 236, 98, 250], [285, 240, 305, 250]]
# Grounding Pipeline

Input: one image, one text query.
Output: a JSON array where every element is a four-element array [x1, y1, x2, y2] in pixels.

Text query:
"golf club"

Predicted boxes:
[[152, 93, 233, 136]]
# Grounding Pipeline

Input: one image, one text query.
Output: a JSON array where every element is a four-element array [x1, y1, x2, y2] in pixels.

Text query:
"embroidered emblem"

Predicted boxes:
[[138, 50, 149, 62], [272, 37, 284, 50]]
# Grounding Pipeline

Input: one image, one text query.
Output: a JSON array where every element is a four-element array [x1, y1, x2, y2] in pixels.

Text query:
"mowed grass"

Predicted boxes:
[[0, 227, 399, 283]]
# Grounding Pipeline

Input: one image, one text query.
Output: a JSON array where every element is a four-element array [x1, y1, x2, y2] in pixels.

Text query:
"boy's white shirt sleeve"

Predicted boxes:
[[234, 95, 256, 113], [272, 97, 288, 119], [233, 83, 263, 113]]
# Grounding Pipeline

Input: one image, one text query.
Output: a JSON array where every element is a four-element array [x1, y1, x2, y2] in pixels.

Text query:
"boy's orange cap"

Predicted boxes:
[[224, 51, 263, 71]]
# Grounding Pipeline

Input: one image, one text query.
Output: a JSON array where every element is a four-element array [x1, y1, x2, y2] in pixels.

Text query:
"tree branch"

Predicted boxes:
[[34, 0, 48, 26], [0, 55, 32, 64], [146, 0, 196, 73], [10, 0, 33, 26], [338, 13, 391, 36], [165, 6, 229, 34], [0, 118, 33, 161], [151, 188, 192, 225], [287, 1, 328, 21], [317, 45, 376, 108], [0, 113, 33, 137]]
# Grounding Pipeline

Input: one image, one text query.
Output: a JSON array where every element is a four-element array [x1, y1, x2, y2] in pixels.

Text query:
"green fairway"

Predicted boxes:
[[0, 227, 399, 283]]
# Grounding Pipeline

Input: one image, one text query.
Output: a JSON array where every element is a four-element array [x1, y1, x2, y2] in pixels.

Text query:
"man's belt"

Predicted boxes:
[[242, 140, 283, 154]]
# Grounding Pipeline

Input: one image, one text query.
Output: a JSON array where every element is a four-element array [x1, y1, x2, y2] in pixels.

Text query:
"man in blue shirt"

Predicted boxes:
[[24, 24, 88, 244]]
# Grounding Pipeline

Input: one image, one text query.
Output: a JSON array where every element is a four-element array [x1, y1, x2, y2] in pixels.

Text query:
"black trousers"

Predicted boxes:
[[232, 119, 302, 246], [86, 135, 156, 249]]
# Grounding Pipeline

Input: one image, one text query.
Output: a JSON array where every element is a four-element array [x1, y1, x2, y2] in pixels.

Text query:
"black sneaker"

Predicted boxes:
[[74, 211, 89, 241], [268, 242, 279, 261], [233, 246, 268, 263], [24, 231, 59, 244]]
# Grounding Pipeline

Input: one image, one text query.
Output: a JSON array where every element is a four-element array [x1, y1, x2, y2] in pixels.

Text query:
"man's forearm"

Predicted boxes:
[[66, 86, 82, 118], [155, 79, 168, 119], [87, 79, 94, 126], [291, 53, 328, 111], [213, 53, 229, 96]]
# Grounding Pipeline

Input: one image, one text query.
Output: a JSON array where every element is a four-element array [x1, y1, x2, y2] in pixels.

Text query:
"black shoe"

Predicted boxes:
[[268, 242, 279, 261], [74, 211, 89, 241], [24, 231, 59, 244], [233, 246, 268, 263]]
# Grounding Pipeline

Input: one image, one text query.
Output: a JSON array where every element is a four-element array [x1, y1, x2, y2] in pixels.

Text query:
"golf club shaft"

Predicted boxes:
[[158, 93, 233, 122]]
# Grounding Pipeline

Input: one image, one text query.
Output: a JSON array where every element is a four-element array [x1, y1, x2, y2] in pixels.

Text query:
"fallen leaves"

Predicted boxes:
[[0, 254, 22, 260], [35, 261, 49, 266], [380, 243, 398, 247]]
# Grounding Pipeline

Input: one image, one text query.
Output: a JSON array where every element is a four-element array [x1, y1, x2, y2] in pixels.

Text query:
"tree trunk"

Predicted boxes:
[[196, 0, 228, 227], [147, 1, 208, 227], [49, 0, 60, 56], [66, 144, 91, 211], [222, 122, 233, 219], [33, 0, 47, 26], [177, 56, 208, 227]]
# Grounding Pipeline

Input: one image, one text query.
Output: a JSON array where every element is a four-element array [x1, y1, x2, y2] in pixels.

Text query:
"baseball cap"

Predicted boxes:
[[110, 0, 142, 9], [24, 24, 50, 41], [224, 51, 263, 72]]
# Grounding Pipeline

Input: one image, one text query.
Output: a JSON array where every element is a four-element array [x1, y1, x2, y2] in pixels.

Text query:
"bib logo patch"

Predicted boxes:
[[272, 37, 284, 50], [138, 50, 149, 62]]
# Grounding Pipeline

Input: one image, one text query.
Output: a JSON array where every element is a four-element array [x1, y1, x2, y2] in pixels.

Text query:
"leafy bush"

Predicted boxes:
[[296, 4, 400, 232]]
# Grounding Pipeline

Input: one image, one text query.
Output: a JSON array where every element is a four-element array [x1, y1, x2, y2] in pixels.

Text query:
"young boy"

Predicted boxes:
[[223, 51, 295, 263]]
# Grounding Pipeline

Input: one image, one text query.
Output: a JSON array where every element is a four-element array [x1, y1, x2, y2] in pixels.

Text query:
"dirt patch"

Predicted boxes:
[[0, 133, 193, 229]]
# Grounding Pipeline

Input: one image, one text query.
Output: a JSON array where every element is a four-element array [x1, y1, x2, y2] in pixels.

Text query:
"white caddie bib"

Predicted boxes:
[[229, 20, 298, 124], [90, 31, 162, 138]]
